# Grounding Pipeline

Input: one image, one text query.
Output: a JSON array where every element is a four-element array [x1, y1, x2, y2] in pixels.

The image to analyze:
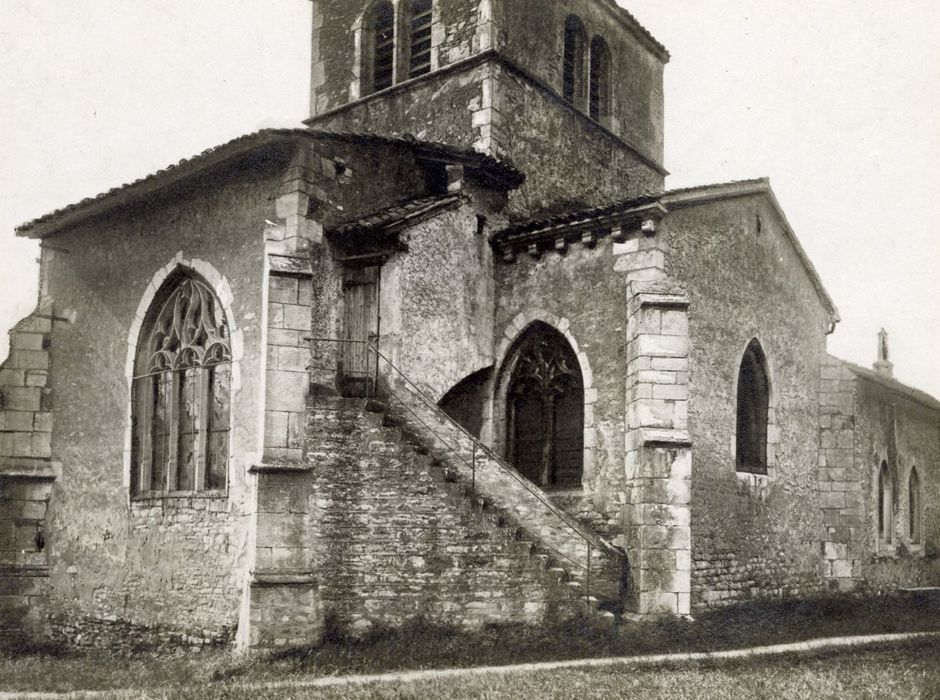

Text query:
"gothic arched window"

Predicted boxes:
[[878, 461, 893, 544], [736, 339, 770, 474], [562, 15, 587, 107], [909, 467, 922, 544], [589, 35, 611, 123], [404, 0, 433, 79], [505, 323, 584, 489], [366, 1, 396, 94], [131, 273, 232, 497]]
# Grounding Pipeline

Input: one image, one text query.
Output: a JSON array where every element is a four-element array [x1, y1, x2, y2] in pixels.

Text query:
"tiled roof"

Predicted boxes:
[[16, 129, 307, 237], [844, 363, 940, 413], [601, 0, 669, 60], [664, 178, 769, 198], [329, 194, 462, 239], [493, 177, 840, 325], [16, 129, 522, 238], [495, 193, 662, 241], [310, 131, 524, 187]]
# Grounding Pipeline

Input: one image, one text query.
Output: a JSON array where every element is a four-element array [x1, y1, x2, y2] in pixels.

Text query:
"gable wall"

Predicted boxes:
[[38, 166, 282, 647], [663, 194, 832, 609]]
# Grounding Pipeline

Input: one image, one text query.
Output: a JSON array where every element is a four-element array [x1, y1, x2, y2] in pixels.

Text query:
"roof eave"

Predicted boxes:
[[843, 362, 940, 414], [16, 130, 308, 240]]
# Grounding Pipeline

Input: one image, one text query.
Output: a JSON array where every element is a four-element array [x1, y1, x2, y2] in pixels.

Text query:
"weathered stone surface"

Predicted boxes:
[[251, 393, 601, 642], [664, 195, 832, 610]]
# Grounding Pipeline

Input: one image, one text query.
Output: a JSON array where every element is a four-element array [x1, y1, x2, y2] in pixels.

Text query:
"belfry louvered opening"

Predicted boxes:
[[589, 36, 611, 123], [370, 2, 396, 93], [407, 0, 433, 79], [131, 273, 231, 497], [563, 15, 587, 107]]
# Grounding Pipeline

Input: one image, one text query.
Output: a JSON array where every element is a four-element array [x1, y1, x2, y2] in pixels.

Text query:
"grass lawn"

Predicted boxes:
[[0, 595, 938, 696], [198, 643, 940, 699]]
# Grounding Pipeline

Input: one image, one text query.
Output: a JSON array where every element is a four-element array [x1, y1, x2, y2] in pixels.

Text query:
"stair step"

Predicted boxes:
[[512, 540, 534, 556]]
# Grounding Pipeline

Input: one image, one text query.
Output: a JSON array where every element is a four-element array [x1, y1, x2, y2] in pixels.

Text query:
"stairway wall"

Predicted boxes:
[[250, 394, 589, 644]]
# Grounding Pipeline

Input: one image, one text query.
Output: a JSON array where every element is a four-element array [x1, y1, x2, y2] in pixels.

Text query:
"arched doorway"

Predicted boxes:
[[505, 323, 584, 489]]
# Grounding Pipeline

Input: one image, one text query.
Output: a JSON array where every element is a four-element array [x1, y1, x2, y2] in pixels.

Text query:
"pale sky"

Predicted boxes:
[[1, 1, 938, 396]]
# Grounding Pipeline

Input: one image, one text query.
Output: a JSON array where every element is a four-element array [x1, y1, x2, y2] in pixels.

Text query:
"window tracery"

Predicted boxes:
[[506, 324, 584, 489], [131, 275, 231, 497]]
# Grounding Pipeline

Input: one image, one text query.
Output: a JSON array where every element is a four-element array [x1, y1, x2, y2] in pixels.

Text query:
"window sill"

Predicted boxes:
[[874, 542, 898, 559], [734, 469, 772, 501], [735, 469, 770, 484], [131, 491, 228, 507]]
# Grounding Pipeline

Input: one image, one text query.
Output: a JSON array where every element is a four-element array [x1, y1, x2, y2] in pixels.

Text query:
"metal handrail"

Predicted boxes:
[[307, 337, 625, 595]]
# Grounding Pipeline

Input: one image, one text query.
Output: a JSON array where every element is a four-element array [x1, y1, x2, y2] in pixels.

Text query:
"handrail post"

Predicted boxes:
[[587, 543, 592, 601], [366, 341, 372, 399], [471, 442, 477, 496], [371, 341, 379, 396]]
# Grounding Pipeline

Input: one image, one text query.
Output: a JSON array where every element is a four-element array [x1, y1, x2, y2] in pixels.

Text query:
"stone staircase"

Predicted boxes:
[[377, 381, 626, 601], [250, 390, 619, 645]]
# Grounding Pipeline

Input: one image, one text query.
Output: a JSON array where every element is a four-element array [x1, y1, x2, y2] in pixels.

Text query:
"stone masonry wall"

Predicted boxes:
[[496, 0, 666, 164], [493, 64, 664, 217], [310, 0, 484, 115], [0, 304, 56, 644], [852, 374, 940, 591], [310, 58, 664, 219], [382, 201, 497, 401], [264, 264, 315, 464], [492, 237, 632, 529], [37, 164, 283, 645], [0, 305, 54, 466], [249, 394, 586, 644], [664, 193, 833, 610], [818, 355, 864, 591], [622, 279, 693, 618], [310, 0, 666, 170]]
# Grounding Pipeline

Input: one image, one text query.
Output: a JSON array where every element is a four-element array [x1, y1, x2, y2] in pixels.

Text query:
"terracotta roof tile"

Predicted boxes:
[[844, 363, 940, 413], [16, 129, 522, 237], [329, 194, 462, 238]]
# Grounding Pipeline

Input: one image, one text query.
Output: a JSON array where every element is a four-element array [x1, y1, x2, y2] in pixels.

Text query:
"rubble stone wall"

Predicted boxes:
[[664, 194, 832, 609]]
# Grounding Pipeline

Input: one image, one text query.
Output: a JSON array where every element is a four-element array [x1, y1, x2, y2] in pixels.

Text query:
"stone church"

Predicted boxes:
[[2, 0, 938, 649]]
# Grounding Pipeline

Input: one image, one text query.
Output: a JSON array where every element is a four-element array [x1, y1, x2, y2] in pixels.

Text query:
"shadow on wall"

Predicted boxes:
[[438, 367, 493, 438]]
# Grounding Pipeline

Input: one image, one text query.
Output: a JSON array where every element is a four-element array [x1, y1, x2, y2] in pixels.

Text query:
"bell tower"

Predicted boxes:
[[306, 0, 670, 215]]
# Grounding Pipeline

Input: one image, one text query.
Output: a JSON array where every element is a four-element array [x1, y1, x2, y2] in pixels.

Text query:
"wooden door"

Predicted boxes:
[[342, 266, 380, 386]]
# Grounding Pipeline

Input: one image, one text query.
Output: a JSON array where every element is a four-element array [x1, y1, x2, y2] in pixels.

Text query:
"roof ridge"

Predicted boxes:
[[842, 361, 940, 412]]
